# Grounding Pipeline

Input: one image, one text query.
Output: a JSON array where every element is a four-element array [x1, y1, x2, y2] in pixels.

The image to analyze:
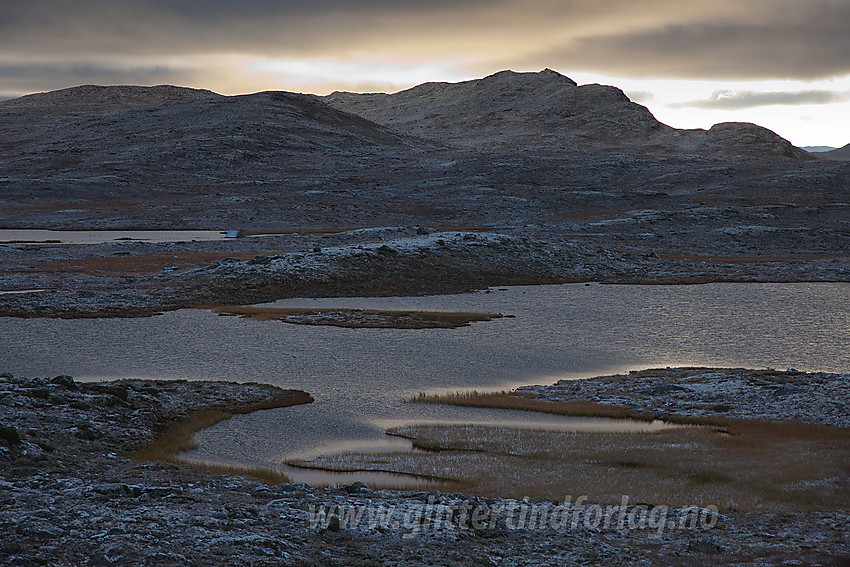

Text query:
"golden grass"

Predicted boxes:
[[304, 422, 850, 512], [410, 390, 653, 420], [132, 389, 312, 485], [133, 409, 231, 462], [297, 391, 850, 511], [181, 459, 293, 485]]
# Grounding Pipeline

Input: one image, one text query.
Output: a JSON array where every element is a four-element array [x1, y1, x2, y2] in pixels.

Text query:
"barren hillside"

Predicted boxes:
[[325, 69, 811, 159], [0, 72, 848, 316], [822, 143, 850, 161]]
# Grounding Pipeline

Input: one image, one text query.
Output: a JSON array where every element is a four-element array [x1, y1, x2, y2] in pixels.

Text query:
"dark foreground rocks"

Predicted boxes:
[[1, 373, 849, 565]]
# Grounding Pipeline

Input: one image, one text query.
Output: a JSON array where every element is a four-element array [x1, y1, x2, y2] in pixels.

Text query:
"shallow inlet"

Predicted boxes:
[[183, 416, 685, 488]]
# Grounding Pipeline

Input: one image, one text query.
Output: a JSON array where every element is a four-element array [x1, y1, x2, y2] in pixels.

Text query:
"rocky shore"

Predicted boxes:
[[519, 367, 850, 428], [2, 225, 848, 319], [2, 372, 848, 566]]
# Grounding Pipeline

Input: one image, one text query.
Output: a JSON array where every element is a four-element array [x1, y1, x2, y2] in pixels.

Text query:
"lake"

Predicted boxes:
[[1, 282, 847, 481], [0, 229, 231, 245]]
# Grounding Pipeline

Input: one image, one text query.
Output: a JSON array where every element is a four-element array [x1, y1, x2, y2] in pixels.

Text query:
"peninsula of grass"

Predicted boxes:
[[283, 388, 850, 510], [410, 390, 653, 420]]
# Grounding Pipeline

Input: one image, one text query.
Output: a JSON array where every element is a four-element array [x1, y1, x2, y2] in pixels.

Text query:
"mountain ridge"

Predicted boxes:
[[2, 84, 223, 112], [1, 70, 811, 160], [324, 69, 811, 160]]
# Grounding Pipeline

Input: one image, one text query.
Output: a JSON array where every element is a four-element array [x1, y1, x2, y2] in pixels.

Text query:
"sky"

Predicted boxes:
[[2, 0, 849, 147]]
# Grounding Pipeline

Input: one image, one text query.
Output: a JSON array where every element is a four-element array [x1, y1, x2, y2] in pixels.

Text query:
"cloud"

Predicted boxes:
[[674, 90, 849, 109], [509, 1, 850, 80], [0, 0, 502, 58], [0, 62, 195, 96], [0, 0, 848, 95], [519, 19, 850, 80]]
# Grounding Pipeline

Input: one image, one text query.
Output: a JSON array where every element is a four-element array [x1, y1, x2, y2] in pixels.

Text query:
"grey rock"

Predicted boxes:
[[5, 467, 41, 478], [687, 537, 722, 553], [51, 375, 77, 389]]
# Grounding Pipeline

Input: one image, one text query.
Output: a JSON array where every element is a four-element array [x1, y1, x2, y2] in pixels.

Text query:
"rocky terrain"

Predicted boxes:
[[325, 70, 811, 159], [1, 69, 848, 317], [520, 367, 850, 427], [823, 143, 850, 162], [2, 372, 848, 566]]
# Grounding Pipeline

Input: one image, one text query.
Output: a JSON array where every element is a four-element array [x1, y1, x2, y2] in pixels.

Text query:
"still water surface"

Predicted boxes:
[[1, 282, 847, 480], [0, 229, 229, 244]]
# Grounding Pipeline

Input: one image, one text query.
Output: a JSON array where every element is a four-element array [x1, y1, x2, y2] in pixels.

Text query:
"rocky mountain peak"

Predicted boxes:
[[475, 68, 578, 88], [324, 71, 812, 159], [323, 69, 666, 150], [701, 122, 812, 160]]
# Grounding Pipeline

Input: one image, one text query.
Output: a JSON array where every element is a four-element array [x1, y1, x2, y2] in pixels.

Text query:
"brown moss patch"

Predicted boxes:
[[24, 252, 256, 276], [656, 252, 850, 264], [205, 305, 505, 329]]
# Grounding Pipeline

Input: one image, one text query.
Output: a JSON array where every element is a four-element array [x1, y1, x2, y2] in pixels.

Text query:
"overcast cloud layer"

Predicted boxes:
[[2, 0, 849, 94], [2, 0, 850, 147], [677, 90, 850, 109]]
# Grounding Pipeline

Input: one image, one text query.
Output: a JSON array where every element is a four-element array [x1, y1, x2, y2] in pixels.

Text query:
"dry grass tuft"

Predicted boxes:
[[410, 390, 651, 420], [298, 391, 850, 511], [133, 409, 231, 462]]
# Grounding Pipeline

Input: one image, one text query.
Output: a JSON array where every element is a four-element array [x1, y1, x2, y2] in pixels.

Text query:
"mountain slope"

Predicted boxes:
[[0, 85, 415, 181], [325, 69, 811, 160], [325, 69, 669, 150], [821, 144, 850, 161], [1, 84, 222, 112]]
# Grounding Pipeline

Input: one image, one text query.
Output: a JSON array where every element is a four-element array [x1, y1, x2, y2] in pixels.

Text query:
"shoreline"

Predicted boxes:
[[2, 224, 848, 318], [294, 368, 850, 508], [1, 273, 848, 319], [2, 370, 848, 564]]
